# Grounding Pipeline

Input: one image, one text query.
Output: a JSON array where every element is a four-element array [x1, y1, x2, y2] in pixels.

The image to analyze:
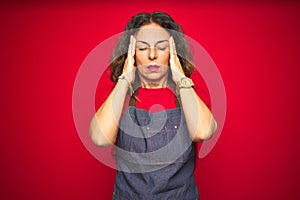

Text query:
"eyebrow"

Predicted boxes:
[[136, 40, 169, 46]]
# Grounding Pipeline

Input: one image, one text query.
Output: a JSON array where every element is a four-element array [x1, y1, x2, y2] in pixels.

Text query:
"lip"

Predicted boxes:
[[147, 65, 160, 72]]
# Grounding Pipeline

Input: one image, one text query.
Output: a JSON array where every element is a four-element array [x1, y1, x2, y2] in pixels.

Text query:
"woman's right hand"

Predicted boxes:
[[122, 35, 136, 84]]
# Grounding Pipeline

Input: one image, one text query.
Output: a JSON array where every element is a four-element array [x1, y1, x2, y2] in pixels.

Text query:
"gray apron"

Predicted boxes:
[[113, 93, 199, 200]]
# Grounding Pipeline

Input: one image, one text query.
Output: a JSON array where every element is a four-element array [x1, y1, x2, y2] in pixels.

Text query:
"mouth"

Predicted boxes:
[[147, 65, 160, 72]]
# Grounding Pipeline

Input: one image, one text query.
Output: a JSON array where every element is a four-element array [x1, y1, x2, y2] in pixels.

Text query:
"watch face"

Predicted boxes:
[[182, 78, 189, 85], [178, 77, 194, 88]]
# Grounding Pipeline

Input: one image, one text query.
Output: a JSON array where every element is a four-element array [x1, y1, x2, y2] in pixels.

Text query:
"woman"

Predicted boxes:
[[90, 11, 217, 199]]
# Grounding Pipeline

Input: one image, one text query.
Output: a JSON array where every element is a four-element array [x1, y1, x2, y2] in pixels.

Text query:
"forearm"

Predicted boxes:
[[179, 87, 217, 141], [89, 80, 129, 147]]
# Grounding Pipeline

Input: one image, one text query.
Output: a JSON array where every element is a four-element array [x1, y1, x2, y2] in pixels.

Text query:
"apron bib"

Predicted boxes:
[[113, 92, 199, 199]]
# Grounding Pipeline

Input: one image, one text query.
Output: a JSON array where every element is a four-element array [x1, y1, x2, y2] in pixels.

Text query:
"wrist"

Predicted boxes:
[[173, 74, 186, 83], [176, 76, 194, 88], [118, 74, 134, 96], [175, 77, 194, 94]]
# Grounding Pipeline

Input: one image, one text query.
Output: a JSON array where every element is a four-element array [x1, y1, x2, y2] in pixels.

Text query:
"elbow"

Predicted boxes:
[[89, 117, 115, 147], [89, 129, 109, 147], [89, 127, 114, 147], [193, 119, 217, 142]]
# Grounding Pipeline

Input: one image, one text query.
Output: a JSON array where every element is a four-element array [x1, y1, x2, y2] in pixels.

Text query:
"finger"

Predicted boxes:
[[169, 38, 174, 69], [169, 37, 184, 73], [128, 35, 136, 65], [129, 35, 136, 66], [169, 36, 173, 57], [131, 35, 136, 58], [170, 36, 177, 55], [172, 36, 177, 55], [129, 35, 136, 57], [169, 36, 178, 66], [128, 35, 133, 58]]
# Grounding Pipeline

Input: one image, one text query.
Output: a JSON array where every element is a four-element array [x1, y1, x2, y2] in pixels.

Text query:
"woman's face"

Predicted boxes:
[[134, 23, 170, 87]]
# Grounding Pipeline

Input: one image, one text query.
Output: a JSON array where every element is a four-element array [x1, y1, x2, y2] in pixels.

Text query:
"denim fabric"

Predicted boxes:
[[113, 107, 199, 200]]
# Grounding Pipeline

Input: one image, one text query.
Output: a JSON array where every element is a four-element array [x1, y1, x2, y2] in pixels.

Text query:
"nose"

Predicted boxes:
[[148, 47, 157, 60]]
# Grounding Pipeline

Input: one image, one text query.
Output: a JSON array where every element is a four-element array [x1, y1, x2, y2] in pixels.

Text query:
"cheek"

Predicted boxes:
[[135, 51, 147, 65], [158, 52, 170, 65]]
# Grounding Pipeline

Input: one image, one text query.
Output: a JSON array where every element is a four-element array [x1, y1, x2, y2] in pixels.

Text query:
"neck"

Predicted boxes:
[[141, 82, 168, 88], [138, 73, 169, 89]]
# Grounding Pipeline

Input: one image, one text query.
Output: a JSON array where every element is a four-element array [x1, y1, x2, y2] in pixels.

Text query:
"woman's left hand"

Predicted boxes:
[[169, 36, 186, 82]]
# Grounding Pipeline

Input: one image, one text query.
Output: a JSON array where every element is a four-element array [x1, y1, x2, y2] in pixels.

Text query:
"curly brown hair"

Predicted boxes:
[[110, 11, 194, 90]]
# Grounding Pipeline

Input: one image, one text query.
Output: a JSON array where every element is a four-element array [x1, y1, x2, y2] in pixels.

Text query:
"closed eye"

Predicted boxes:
[[138, 47, 148, 51], [157, 47, 167, 51], [156, 42, 169, 51]]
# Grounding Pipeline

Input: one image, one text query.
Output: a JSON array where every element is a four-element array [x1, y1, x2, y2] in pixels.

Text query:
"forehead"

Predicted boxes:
[[135, 23, 170, 43]]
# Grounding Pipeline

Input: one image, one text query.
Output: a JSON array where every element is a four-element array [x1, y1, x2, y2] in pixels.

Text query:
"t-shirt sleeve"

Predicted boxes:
[[95, 66, 115, 109], [190, 69, 212, 110]]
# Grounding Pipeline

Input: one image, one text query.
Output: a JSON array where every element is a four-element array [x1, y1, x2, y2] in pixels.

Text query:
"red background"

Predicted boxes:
[[1, 1, 300, 199]]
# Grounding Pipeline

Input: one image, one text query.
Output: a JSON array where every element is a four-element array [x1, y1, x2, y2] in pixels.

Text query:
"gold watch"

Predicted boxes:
[[177, 77, 194, 88]]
